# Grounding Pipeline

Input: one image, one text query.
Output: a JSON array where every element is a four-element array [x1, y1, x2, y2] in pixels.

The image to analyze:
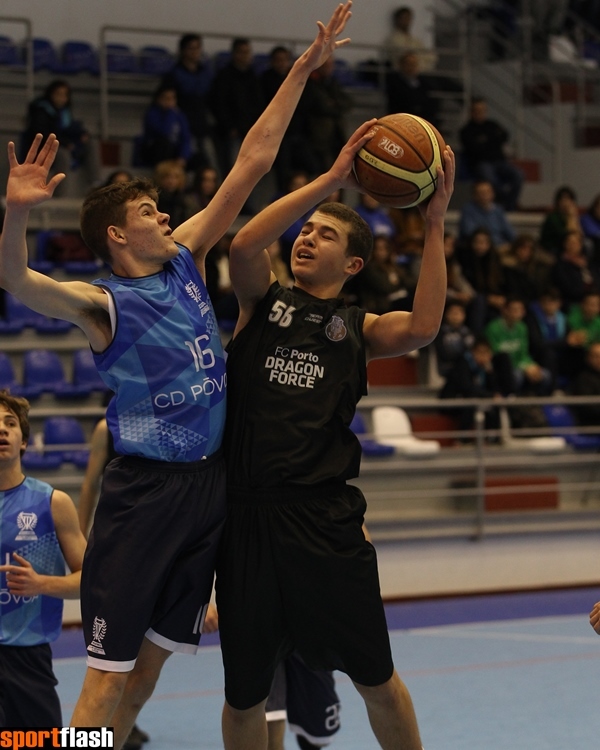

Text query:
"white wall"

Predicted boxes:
[[0, 0, 434, 57]]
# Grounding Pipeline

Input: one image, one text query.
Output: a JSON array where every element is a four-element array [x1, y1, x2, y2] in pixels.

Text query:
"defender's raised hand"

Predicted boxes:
[[298, 1, 353, 73], [6, 133, 66, 210]]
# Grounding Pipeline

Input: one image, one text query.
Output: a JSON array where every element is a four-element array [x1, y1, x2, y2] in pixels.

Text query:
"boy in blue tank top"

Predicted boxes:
[[0, 4, 353, 743], [0, 390, 86, 726], [216, 124, 455, 749]]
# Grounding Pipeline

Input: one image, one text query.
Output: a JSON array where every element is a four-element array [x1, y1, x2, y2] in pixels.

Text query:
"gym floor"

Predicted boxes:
[[53, 586, 600, 750]]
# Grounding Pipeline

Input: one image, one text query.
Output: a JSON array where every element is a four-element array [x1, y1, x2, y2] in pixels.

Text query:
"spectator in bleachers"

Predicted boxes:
[[385, 52, 438, 126], [503, 234, 552, 304], [270, 171, 313, 274], [382, 6, 437, 72], [260, 46, 317, 191], [570, 341, 600, 427], [139, 84, 192, 169], [101, 170, 133, 187], [162, 34, 214, 172], [390, 205, 425, 256], [527, 288, 569, 390], [550, 230, 599, 307], [22, 80, 96, 196], [153, 160, 196, 230], [485, 297, 553, 394], [354, 193, 396, 239], [187, 165, 219, 212], [459, 228, 507, 333], [440, 337, 512, 434], [444, 232, 476, 308], [459, 97, 523, 211], [302, 56, 353, 173], [580, 193, 600, 260], [354, 234, 412, 314], [458, 180, 516, 255], [209, 37, 265, 179], [434, 301, 475, 378], [539, 185, 583, 258]]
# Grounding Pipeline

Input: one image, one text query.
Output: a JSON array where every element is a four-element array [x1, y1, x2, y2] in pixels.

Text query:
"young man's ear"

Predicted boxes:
[[107, 225, 126, 244], [346, 256, 365, 277]]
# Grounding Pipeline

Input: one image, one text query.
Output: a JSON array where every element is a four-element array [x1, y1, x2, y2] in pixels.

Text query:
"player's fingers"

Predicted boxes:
[[24, 134, 43, 164], [325, 2, 345, 33], [334, 38, 351, 49], [7, 141, 18, 168], [12, 552, 30, 567], [38, 134, 59, 167], [47, 173, 67, 194]]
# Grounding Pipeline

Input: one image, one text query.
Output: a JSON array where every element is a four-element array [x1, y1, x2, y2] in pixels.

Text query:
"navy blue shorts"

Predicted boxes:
[[0, 643, 61, 726], [217, 482, 394, 709], [81, 451, 226, 671], [266, 651, 340, 746]]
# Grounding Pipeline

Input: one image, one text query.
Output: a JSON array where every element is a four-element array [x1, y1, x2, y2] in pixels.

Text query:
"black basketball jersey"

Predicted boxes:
[[224, 282, 367, 489]]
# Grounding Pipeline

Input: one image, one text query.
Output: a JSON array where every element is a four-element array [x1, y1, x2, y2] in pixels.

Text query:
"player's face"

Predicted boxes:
[[291, 212, 355, 284], [121, 197, 177, 261], [0, 408, 25, 464]]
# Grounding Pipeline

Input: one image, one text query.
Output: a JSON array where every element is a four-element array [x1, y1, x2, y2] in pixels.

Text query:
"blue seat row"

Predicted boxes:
[[21, 416, 90, 470], [0, 349, 108, 401]]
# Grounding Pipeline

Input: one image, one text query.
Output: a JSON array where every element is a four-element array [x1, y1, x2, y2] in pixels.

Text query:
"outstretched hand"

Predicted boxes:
[[329, 118, 377, 190], [418, 145, 455, 221], [299, 1, 353, 73], [6, 133, 65, 210]]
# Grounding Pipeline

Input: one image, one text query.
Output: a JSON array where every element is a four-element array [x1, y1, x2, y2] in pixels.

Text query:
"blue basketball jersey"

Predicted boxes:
[[0, 477, 65, 646], [93, 245, 226, 461]]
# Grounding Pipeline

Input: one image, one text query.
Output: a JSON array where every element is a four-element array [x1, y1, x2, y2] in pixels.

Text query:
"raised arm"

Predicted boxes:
[[0, 135, 111, 351], [0, 490, 86, 600], [363, 146, 455, 359], [229, 120, 376, 324], [173, 2, 353, 262]]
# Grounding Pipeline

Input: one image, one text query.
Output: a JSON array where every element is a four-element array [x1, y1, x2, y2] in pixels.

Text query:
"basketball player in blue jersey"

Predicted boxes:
[[0, 390, 87, 726], [216, 126, 454, 749], [0, 4, 353, 744]]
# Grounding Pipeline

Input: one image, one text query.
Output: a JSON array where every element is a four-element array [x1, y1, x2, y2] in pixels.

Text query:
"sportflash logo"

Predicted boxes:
[[0, 728, 114, 748]]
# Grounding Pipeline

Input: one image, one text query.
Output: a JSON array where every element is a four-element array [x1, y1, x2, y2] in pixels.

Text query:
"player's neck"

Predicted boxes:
[[294, 277, 343, 301], [0, 461, 25, 491]]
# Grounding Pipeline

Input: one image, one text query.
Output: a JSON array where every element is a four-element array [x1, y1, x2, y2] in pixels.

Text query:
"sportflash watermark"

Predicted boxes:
[[0, 728, 113, 749]]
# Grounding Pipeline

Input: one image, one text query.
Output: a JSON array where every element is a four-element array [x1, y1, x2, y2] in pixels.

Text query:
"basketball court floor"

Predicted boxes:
[[53, 587, 600, 750]]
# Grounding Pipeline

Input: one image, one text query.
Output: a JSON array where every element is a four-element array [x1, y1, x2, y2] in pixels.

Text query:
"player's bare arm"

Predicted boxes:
[[173, 1, 354, 263], [0, 490, 86, 600], [363, 146, 455, 360], [0, 134, 111, 351], [229, 120, 376, 324]]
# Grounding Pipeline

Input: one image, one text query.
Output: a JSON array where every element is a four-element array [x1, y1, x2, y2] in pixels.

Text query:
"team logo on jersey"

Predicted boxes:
[[88, 616, 107, 655], [15, 511, 38, 541], [185, 280, 211, 317], [325, 315, 347, 342]]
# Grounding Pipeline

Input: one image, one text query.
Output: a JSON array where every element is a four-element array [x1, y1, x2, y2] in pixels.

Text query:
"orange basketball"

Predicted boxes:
[[353, 113, 446, 208]]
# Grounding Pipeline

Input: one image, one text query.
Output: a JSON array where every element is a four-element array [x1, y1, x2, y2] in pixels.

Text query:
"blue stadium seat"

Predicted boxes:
[[0, 293, 72, 335], [105, 43, 138, 74], [61, 40, 99, 75], [350, 412, 395, 457], [0, 294, 27, 335], [213, 50, 231, 70], [71, 349, 108, 395], [22, 350, 88, 400], [30, 38, 61, 72], [0, 353, 25, 397], [542, 404, 600, 450], [35, 230, 101, 275], [252, 53, 271, 75], [44, 416, 90, 468], [138, 46, 174, 75], [0, 35, 22, 67]]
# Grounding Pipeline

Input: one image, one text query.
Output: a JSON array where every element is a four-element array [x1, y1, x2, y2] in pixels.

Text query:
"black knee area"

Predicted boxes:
[[296, 736, 322, 750]]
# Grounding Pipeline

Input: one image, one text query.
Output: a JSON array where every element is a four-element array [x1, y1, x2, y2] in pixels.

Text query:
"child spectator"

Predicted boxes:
[[550, 230, 599, 307], [434, 302, 475, 378], [580, 193, 600, 260], [354, 234, 412, 314], [503, 234, 552, 304], [187, 166, 219, 212], [354, 193, 396, 239], [527, 288, 569, 390], [444, 233, 475, 307], [140, 84, 193, 168], [485, 297, 552, 394]]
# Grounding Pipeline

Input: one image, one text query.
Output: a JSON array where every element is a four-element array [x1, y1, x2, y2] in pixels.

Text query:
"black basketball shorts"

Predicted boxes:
[[216, 481, 394, 709], [81, 451, 226, 671], [266, 651, 341, 746], [0, 643, 61, 726]]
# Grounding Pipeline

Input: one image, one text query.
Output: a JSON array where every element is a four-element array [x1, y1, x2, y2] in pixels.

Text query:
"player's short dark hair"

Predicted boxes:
[[232, 37, 250, 52], [0, 390, 30, 454], [80, 178, 159, 264], [316, 202, 373, 266]]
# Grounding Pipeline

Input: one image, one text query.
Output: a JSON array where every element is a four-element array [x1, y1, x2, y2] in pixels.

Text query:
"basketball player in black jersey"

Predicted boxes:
[[216, 122, 454, 749]]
